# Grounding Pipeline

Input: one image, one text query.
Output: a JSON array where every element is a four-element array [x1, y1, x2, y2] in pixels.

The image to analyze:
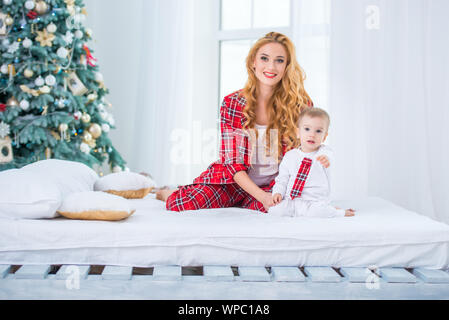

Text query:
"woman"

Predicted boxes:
[[157, 32, 328, 212]]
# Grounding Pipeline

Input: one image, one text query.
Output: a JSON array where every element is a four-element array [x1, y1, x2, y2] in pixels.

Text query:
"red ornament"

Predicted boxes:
[[26, 10, 38, 19], [0, 104, 6, 112]]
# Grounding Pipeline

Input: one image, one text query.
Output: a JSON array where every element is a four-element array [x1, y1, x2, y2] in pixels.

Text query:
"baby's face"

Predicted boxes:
[[298, 116, 328, 152]]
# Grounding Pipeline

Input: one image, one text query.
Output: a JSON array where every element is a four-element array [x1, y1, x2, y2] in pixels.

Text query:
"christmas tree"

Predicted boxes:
[[0, 0, 126, 173]]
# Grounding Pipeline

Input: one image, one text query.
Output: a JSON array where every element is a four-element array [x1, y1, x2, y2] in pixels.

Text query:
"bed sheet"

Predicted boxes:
[[1, 196, 448, 268]]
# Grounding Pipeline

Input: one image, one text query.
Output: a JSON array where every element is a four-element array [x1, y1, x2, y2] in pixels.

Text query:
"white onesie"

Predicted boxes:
[[268, 145, 345, 218]]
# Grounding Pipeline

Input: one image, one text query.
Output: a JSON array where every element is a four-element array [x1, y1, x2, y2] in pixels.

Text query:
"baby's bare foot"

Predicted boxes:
[[156, 188, 177, 202], [345, 208, 355, 217]]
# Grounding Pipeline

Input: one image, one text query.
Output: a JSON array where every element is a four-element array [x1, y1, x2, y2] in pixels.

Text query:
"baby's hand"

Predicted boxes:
[[272, 193, 283, 205], [344, 208, 356, 217], [316, 155, 330, 168]]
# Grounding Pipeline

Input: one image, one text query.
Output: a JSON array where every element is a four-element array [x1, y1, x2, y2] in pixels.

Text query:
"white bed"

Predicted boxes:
[[1, 196, 448, 269]]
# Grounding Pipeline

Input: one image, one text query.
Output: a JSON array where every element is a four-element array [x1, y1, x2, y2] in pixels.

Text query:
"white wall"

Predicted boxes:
[[84, 0, 143, 168]]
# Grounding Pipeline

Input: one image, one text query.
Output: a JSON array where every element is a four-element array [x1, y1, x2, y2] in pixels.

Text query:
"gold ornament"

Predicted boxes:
[[5, 15, 14, 26], [35, 29, 55, 47], [20, 84, 40, 97], [82, 131, 92, 142], [59, 123, 68, 132], [53, 64, 61, 74], [35, 1, 48, 15], [98, 82, 106, 90], [87, 92, 97, 102], [81, 113, 91, 123], [58, 123, 69, 140], [88, 123, 102, 139], [6, 97, 19, 107], [45, 147, 52, 159], [39, 85, 51, 94], [64, 0, 75, 15], [7, 64, 16, 76], [79, 54, 86, 67], [50, 130, 61, 141], [24, 68, 34, 78], [82, 131, 96, 148]]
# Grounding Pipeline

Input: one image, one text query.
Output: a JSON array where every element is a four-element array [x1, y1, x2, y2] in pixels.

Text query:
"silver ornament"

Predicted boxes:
[[101, 123, 110, 133], [57, 47, 69, 59], [22, 38, 33, 49], [45, 74, 56, 86], [0, 64, 8, 74], [80, 142, 90, 154], [46, 23, 57, 33], [24, 0, 35, 10], [20, 100, 30, 110], [34, 76, 45, 87]]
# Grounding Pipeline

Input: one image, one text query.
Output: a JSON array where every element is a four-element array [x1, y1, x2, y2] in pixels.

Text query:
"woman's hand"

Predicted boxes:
[[260, 192, 275, 211], [272, 193, 283, 205], [316, 155, 330, 168]]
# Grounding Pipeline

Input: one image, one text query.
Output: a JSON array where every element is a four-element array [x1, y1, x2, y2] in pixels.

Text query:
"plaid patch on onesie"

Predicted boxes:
[[289, 157, 312, 199]]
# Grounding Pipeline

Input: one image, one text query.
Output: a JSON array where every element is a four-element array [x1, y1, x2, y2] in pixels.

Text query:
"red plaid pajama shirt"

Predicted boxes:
[[166, 90, 312, 213]]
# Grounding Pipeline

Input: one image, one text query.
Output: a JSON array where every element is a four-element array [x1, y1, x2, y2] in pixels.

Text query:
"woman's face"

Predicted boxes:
[[252, 42, 288, 88]]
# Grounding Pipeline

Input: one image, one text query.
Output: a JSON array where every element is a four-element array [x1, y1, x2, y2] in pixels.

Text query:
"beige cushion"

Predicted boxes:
[[57, 191, 135, 221], [94, 172, 155, 199]]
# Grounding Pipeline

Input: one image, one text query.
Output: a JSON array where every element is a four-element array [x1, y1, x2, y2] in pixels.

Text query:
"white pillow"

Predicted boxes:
[[0, 159, 99, 219], [94, 171, 155, 199], [0, 169, 61, 220], [57, 191, 135, 221], [23, 159, 99, 198]]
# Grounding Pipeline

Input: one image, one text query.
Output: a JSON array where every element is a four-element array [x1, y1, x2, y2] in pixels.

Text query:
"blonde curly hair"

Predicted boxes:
[[241, 32, 312, 163]]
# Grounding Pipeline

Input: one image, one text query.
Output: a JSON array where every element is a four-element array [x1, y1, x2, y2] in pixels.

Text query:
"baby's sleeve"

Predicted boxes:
[[271, 151, 292, 197]]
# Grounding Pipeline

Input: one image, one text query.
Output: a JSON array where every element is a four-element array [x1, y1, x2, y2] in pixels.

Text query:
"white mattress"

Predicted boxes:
[[1, 196, 449, 268]]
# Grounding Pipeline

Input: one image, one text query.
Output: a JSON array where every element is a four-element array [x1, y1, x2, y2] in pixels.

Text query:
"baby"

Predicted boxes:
[[268, 107, 355, 218]]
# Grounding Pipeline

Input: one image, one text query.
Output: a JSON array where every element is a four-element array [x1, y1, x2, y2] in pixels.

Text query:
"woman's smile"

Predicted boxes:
[[263, 72, 277, 79]]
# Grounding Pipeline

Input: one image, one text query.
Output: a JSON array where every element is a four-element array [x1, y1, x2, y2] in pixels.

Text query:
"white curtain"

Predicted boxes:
[[326, 0, 449, 223], [85, 0, 217, 187], [131, 0, 195, 187]]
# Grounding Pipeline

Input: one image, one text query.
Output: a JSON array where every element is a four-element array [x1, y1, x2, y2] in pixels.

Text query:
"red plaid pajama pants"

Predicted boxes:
[[166, 182, 274, 213]]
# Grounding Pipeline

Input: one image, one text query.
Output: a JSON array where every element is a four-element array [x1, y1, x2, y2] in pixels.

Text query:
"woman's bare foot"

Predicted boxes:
[[155, 188, 177, 202]]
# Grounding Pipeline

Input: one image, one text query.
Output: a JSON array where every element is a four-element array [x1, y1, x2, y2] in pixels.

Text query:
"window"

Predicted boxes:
[[217, 0, 330, 109], [218, 0, 292, 103]]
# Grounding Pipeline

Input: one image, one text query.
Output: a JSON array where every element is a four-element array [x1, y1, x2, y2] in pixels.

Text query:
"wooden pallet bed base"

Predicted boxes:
[[1, 264, 449, 300]]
